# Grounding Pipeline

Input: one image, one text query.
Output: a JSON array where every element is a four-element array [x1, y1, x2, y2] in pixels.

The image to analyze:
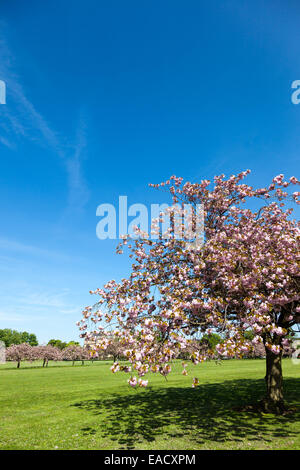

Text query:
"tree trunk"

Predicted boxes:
[[262, 348, 285, 414], [17, 360, 20, 368]]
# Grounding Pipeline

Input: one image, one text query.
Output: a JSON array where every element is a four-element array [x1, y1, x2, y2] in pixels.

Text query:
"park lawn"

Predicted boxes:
[[0, 359, 299, 450]]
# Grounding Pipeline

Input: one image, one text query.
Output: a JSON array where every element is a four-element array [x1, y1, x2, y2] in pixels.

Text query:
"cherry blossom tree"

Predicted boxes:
[[6, 343, 35, 368], [35, 345, 62, 367], [85, 333, 125, 362], [105, 337, 126, 362], [6, 344, 63, 367], [251, 341, 266, 358], [177, 338, 211, 361], [62, 344, 89, 365], [79, 171, 300, 413]]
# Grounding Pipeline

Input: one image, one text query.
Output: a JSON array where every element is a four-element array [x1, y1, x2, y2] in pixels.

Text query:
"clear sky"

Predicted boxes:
[[0, 0, 299, 344]]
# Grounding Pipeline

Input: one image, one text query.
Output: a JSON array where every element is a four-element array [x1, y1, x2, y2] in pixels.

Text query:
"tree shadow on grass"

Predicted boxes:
[[72, 378, 300, 449]]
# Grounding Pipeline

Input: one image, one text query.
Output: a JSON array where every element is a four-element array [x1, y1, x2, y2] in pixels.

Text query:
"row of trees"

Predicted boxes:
[[4, 335, 297, 369], [85, 331, 296, 362], [0, 329, 38, 347], [6, 344, 90, 368], [171, 334, 295, 360], [5, 340, 130, 368], [47, 339, 80, 350], [0, 330, 81, 350]]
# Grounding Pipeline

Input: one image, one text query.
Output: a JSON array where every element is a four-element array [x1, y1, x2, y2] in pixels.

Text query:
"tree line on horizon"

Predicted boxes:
[[0, 328, 80, 349], [1, 328, 296, 369]]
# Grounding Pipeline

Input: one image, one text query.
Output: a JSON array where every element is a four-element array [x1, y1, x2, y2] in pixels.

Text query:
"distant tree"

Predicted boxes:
[[66, 341, 80, 347], [47, 339, 68, 350], [47, 339, 80, 349], [35, 345, 62, 367], [251, 341, 266, 358], [62, 345, 89, 365], [0, 329, 19, 347], [20, 332, 38, 346], [84, 333, 125, 362], [178, 339, 207, 360], [199, 333, 222, 351], [6, 343, 35, 368], [0, 329, 38, 347], [243, 330, 255, 342], [105, 338, 126, 362]]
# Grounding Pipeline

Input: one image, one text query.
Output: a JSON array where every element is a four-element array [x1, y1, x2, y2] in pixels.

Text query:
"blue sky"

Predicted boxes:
[[0, 0, 299, 344]]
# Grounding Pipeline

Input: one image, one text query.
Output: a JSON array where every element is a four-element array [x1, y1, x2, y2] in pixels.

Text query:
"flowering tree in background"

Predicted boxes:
[[105, 337, 126, 362], [177, 338, 211, 361], [251, 341, 266, 359], [85, 333, 126, 362], [35, 345, 62, 367], [62, 344, 89, 365], [6, 344, 62, 367], [79, 171, 300, 413], [6, 343, 35, 368]]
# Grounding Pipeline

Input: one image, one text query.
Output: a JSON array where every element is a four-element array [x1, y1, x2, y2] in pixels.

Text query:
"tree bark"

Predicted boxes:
[[262, 347, 285, 414], [17, 360, 20, 368]]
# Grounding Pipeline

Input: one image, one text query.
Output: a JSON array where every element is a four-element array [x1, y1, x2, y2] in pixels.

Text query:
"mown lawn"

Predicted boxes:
[[0, 358, 299, 450]]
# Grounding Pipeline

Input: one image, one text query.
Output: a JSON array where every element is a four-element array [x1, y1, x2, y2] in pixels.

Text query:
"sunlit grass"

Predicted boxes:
[[0, 359, 299, 450]]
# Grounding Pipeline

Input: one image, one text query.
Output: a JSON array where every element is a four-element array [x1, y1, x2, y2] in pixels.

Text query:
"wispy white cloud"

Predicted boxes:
[[0, 134, 15, 149], [0, 284, 81, 322], [0, 24, 88, 338], [0, 23, 90, 212], [65, 113, 90, 213], [18, 290, 69, 308], [0, 32, 61, 152], [0, 237, 71, 262], [0, 311, 38, 324]]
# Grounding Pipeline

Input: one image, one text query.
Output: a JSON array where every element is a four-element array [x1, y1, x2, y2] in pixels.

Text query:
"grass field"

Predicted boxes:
[[0, 358, 299, 450]]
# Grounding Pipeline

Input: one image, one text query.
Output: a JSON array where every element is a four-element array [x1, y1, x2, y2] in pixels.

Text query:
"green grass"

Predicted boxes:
[[0, 359, 299, 450]]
